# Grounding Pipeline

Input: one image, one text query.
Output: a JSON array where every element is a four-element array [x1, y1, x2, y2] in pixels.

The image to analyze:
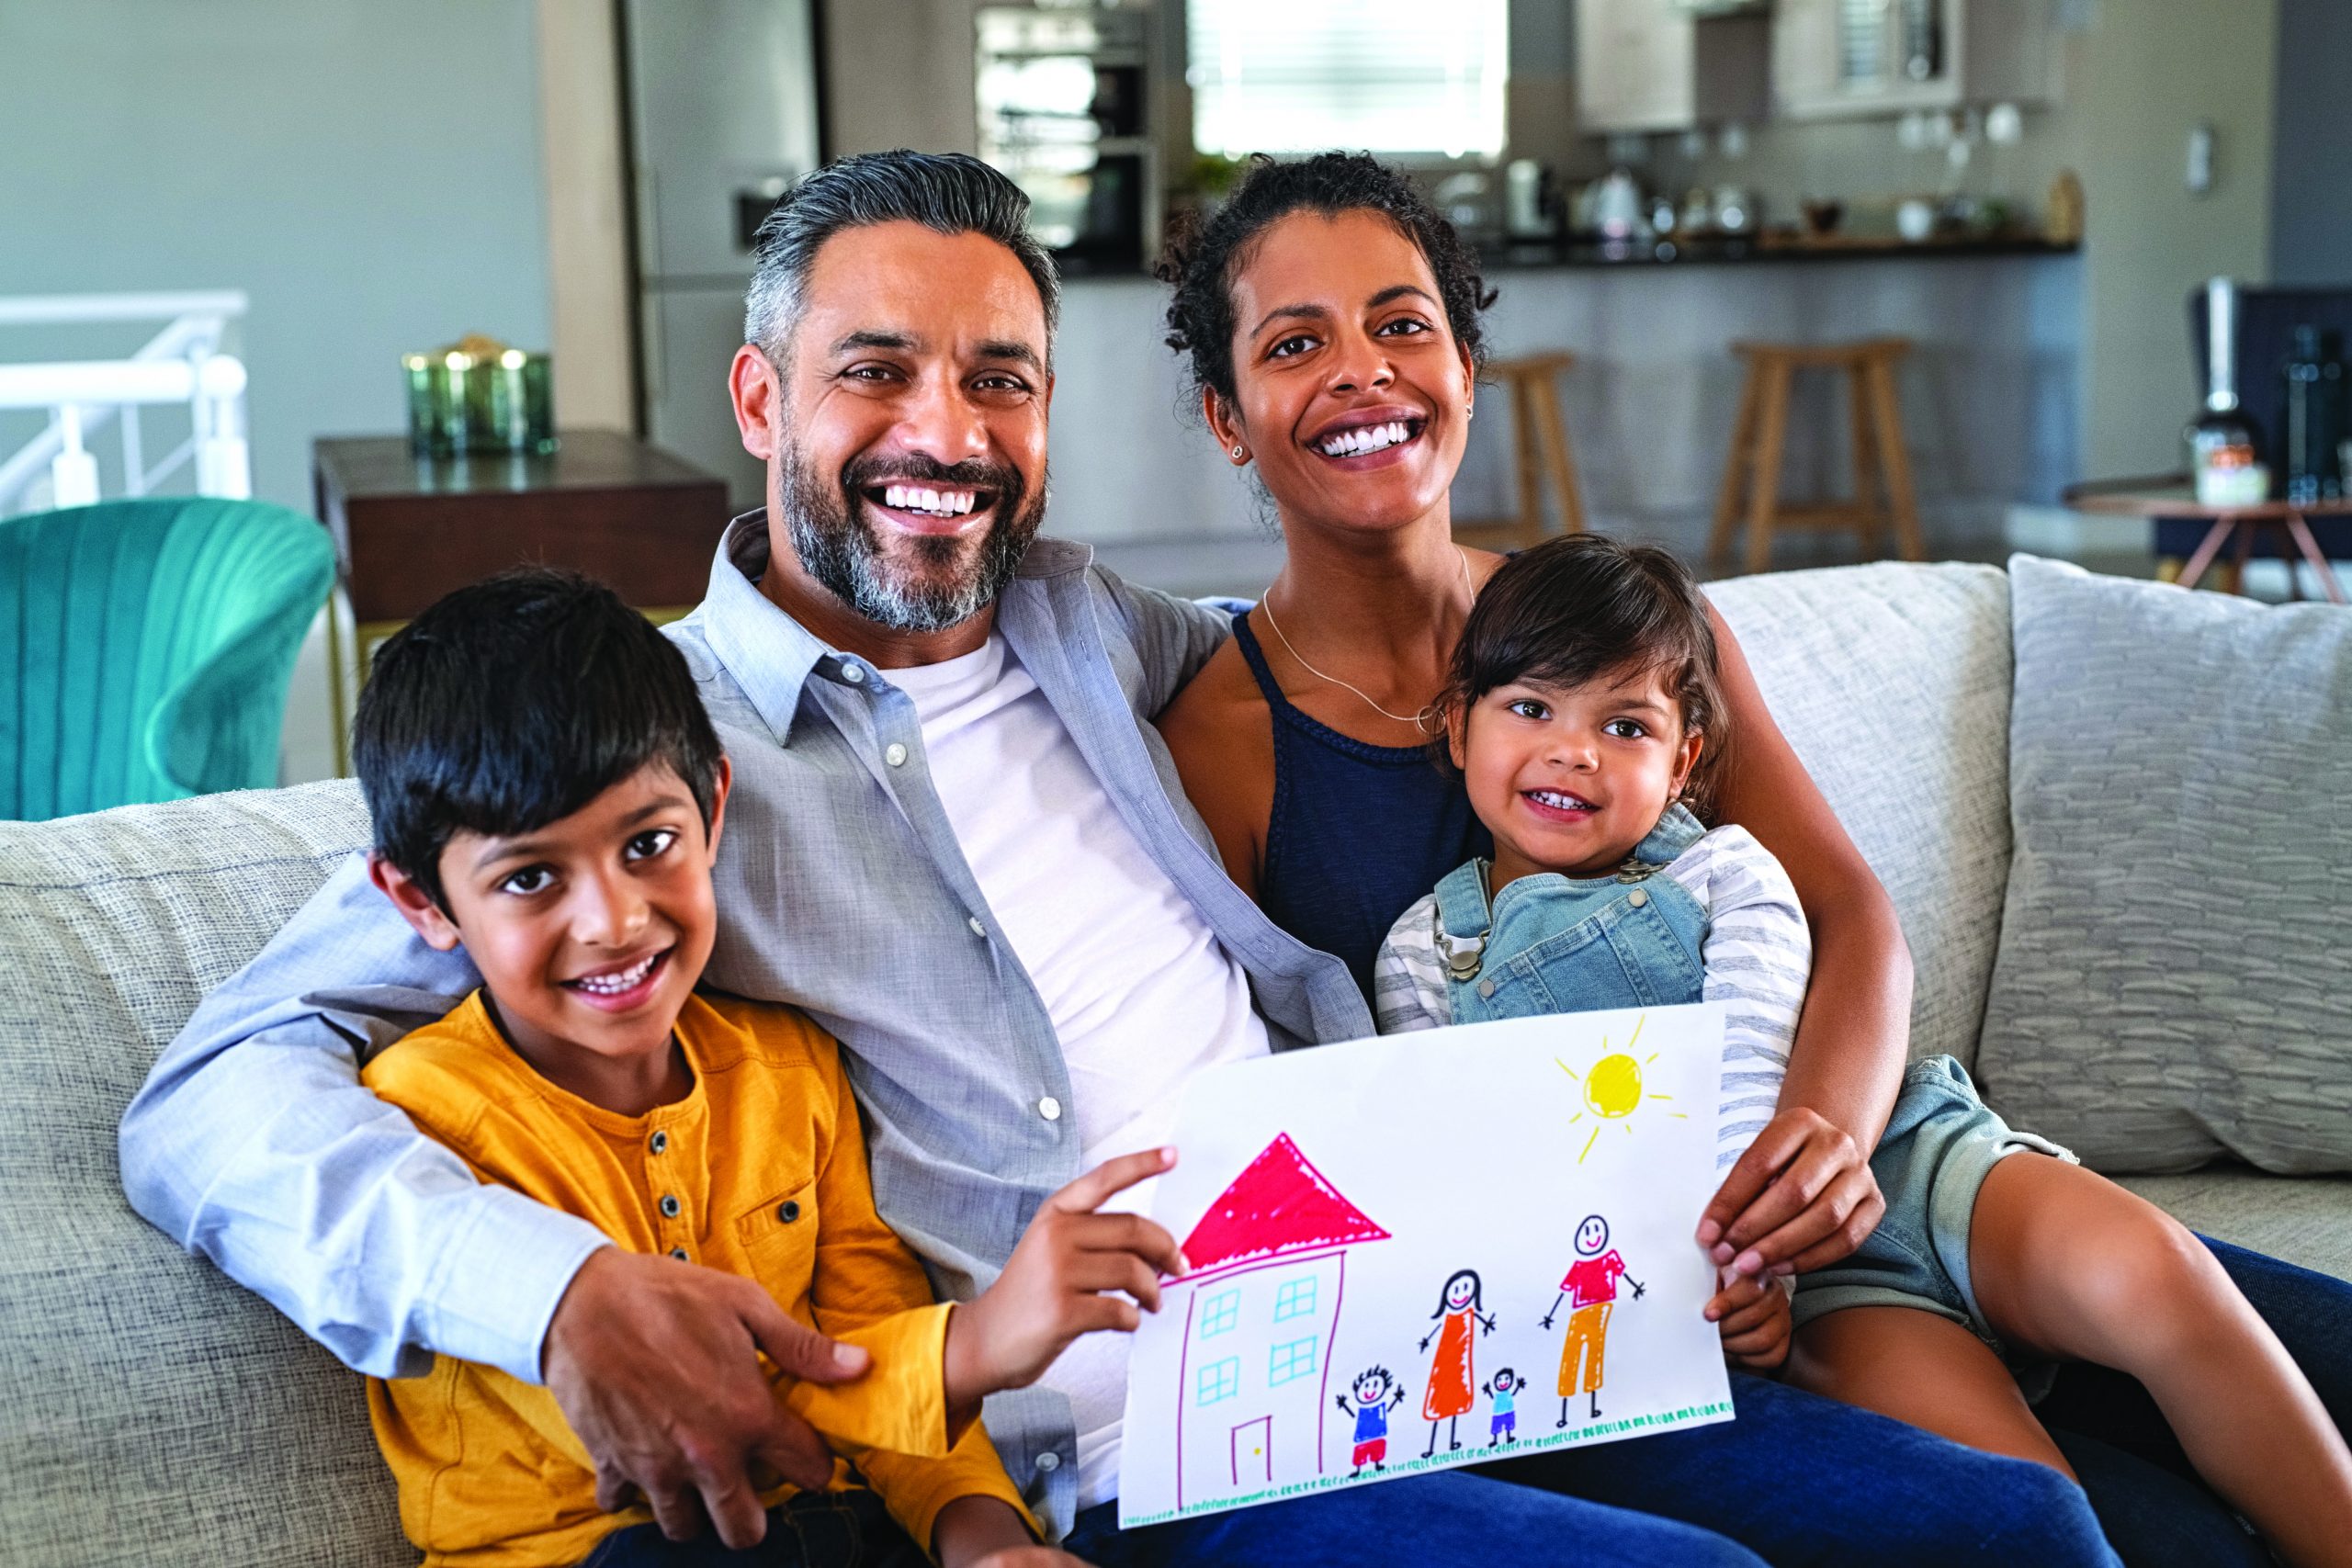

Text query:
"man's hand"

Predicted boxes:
[[1696, 1107, 1885, 1278], [1706, 1269, 1792, 1371], [944, 1149, 1186, 1405], [541, 1247, 868, 1549]]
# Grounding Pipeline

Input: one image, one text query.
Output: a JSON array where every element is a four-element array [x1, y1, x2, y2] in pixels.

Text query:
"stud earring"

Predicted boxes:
[[1231, 444, 1245, 460]]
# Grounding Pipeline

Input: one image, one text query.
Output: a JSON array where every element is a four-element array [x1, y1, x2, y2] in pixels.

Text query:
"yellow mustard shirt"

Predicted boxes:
[[359, 988, 1029, 1567]]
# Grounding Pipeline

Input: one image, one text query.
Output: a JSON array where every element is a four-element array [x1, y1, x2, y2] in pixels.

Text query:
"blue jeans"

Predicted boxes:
[[1479, 1370, 2120, 1566], [1066, 1468, 1765, 1568], [1485, 1235, 2348, 1568], [577, 1490, 925, 1568], [2032, 1235, 2352, 1568]]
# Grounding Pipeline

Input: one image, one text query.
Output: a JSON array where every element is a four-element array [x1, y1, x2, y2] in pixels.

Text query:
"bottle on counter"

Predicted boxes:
[[2187, 277, 2268, 506], [2283, 325, 2346, 503]]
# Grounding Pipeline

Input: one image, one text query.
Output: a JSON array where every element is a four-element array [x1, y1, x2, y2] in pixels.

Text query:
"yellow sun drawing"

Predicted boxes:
[[1555, 1015, 1686, 1163]]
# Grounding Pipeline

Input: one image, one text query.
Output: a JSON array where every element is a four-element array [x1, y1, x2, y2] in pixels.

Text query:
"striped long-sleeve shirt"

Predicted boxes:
[[1370, 823, 1811, 1169]]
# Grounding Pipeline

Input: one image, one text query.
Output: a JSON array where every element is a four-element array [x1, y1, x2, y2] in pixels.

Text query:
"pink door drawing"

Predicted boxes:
[[1230, 1416, 1273, 1487]]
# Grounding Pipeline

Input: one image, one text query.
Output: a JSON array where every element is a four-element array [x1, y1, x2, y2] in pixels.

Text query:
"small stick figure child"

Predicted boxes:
[[1334, 1365, 1408, 1476], [1418, 1267, 1498, 1458], [1482, 1368, 1526, 1447], [1540, 1214, 1644, 1425]]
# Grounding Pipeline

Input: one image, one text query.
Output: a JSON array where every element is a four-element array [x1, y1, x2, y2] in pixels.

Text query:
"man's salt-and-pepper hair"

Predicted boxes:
[[742, 149, 1061, 362]]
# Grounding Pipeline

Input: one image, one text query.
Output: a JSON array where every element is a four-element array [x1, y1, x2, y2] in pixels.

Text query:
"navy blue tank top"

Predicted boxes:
[[1229, 609, 1490, 999]]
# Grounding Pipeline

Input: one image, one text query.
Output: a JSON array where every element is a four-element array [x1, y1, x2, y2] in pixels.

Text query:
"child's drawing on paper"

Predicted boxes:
[[1542, 1214, 1645, 1424], [1164, 1133, 1391, 1507], [1483, 1368, 1525, 1447], [1115, 1006, 1739, 1529], [1335, 1366, 1408, 1475], [1417, 1268, 1498, 1457]]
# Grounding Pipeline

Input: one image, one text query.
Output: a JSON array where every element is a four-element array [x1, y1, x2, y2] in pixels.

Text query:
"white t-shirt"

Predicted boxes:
[[887, 634, 1272, 1509]]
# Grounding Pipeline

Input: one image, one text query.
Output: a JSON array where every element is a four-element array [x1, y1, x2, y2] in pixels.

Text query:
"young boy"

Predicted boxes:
[[352, 568, 1175, 1568]]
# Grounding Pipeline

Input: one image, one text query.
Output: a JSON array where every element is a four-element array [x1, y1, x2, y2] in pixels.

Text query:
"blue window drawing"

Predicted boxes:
[[1199, 1288, 1240, 1338], [1272, 1277, 1317, 1323], [1196, 1357, 1240, 1405], [1268, 1336, 1319, 1386]]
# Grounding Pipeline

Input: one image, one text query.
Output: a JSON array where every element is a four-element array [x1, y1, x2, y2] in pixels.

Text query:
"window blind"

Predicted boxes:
[[1187, 0, 1510, 161]]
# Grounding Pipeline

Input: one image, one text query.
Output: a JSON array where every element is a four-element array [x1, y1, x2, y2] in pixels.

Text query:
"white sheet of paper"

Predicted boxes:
[[1116, 1003, 1736, 1526]]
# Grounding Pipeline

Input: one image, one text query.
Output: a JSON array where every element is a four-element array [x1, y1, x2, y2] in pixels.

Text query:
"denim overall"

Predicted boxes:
[[1434, 804, 1711, 1023]]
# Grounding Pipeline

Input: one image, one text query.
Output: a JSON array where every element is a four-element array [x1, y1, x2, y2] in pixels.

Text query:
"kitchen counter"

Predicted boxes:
[[1476, 234, 2080, 269]]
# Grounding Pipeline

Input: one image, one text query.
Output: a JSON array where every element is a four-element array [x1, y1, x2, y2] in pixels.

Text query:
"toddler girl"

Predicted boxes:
[[1371, 535, 2352, 1567]]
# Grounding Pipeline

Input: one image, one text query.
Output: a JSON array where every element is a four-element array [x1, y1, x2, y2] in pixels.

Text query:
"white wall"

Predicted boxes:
[[0, 0, 556, 510]]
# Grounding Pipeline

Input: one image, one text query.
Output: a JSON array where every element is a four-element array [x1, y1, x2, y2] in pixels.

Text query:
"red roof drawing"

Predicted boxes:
[[1179, 1133, 1390, 1277]]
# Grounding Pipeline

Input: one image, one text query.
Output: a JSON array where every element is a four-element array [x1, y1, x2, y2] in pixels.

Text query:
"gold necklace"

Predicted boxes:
[[1259, 546, 1475, 730]]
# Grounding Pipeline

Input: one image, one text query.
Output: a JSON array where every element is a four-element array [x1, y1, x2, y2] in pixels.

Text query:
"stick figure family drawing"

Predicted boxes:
[[1339, 1214, 1646, 1471]]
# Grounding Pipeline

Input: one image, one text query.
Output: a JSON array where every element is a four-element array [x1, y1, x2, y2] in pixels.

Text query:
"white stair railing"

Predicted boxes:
[[0, 291, 251, 515]]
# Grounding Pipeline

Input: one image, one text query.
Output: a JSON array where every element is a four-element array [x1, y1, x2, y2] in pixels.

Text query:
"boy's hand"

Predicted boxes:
[[1705, 1269, 1792, 1371], [543, 1247, 868, 1549], [1696, 1107, 1884, 1278], [933, 1495, 1096, 1568], [944, 1148, 1186, 1406]]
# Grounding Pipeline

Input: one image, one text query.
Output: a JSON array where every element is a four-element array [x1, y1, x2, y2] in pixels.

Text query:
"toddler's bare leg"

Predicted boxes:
[[1971, 1153, 2352, 1568], [1787, 1305, 2075, 1475]]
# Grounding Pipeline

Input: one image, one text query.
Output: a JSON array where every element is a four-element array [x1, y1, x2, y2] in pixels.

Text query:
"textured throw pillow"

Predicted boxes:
[[1974, 555, 2352, 1173]]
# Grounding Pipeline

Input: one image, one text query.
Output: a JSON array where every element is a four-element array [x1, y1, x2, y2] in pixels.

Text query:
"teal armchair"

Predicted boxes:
[[0, 498, 336, 820]]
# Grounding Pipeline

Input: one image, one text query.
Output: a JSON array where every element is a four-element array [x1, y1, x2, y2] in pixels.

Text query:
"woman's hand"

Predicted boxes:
[[1697, 1107, 1885, 1278], [943, 1149, 1186, 1408]]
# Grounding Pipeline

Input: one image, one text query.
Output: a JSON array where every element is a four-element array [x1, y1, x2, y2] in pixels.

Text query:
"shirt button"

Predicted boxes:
[[840, 661, 865, 684], [659, 1194, 682, 1219], [968, 916, 987, 938], [1038, 1095, 1062, 1122], [1628, 887, 1650, 908], [1035, 1451, 1062, 1473], [884, 741, 908, 767], [669, 1247, 689, 1261], [778, 1199, 802, 1224], [649, 1130, 668, 1155]]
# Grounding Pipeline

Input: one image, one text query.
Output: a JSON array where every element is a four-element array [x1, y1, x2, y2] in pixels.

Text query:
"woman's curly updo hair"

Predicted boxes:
[[1156, 152, 1497, 409]]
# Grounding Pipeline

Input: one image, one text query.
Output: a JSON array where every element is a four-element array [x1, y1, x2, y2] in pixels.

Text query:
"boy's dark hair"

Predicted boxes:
[[1157, 152, 1496, 408], [1440, 535, 1730, 815], [354, 567, 723, 910]]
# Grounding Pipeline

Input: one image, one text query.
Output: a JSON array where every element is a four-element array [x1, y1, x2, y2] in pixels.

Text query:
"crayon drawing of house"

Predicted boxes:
[[1170, 1133, 1391, 1507]]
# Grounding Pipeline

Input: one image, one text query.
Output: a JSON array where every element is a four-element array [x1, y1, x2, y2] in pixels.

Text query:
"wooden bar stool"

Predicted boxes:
[[1453, 352, 1588, 548], [1709, 337, 1925, 572]]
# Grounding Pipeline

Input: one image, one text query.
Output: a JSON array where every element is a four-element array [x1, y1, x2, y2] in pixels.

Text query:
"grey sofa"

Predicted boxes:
[[1, 559, 2343, 1566]]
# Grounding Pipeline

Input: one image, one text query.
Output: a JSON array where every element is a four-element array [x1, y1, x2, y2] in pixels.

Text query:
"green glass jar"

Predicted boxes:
[[403, 336, 557, 457]]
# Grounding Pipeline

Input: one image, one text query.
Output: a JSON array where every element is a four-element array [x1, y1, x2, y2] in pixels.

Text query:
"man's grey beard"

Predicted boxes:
[[779, 447, 1046, 634]]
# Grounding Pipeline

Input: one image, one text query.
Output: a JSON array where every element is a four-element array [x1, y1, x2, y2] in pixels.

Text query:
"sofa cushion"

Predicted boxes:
[[1709, 561, 2015, 1072], [1976, 555, 2352, 1174], [2119, 1168, 2352, 1281], [0, 780, 411, 1567]]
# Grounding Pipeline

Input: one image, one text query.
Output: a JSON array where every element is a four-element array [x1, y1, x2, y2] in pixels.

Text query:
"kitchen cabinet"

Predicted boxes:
[[1576, 0, 1770, 134], [1773, 0, 2057, 120]]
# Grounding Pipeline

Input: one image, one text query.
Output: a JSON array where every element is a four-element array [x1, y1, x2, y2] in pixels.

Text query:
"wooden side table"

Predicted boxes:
[[2061, 476, 2350, 604], [314, 429, 731, 773]]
